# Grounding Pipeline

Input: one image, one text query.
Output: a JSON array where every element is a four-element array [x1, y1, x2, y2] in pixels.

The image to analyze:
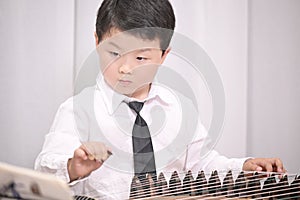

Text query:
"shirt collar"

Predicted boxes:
[[96, 77, 172, 115]]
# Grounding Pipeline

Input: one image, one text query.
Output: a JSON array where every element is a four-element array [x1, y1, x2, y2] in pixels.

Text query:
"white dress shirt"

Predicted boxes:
[[34, 77, 247, 199]]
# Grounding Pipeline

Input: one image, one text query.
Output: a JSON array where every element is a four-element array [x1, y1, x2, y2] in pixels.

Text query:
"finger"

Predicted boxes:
[[243, 159, 262, 171], [82, 142, 112, 162], [88, 154, 96, 161], [82, 142, 100, 160], [80, 144, 96, 161], [265, 162, 274, 172], [80, 143, 92, 154], [255, 166, 263, 171], [254, 159, 275, 172], [74, 147, 88, 160], [247, 163, 259, 171], [257, 159, 274, 172], [87, 157, 103, 171], [264, 158, 282, 172], [274, 158, 284, 172]]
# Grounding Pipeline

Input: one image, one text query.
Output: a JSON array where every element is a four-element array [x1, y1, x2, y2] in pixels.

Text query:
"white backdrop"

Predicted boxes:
[[0, 0, 299, 173], [247, 0, 300, 173], [0, 0, 74, 168]]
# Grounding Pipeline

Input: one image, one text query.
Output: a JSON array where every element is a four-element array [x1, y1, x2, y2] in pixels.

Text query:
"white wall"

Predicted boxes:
[[247, 0, 300, 173], [0, 0, 299, 173], [0, 0, 74, 168], [175, 0, 249, 158]]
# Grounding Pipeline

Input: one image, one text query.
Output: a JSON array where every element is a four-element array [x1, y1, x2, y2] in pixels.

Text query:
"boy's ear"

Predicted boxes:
[[94, 32, 99, 46], [160, 47, 171, 64]]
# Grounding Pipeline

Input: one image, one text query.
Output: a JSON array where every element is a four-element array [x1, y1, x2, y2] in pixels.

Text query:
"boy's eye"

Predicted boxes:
[[109, 51, 120, 57], [136, 56, 147, 61]]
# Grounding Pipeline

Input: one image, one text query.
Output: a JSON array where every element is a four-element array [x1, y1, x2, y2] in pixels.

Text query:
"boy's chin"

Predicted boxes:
[[113, 87, 137, 96], [113, 85, 150, 99]]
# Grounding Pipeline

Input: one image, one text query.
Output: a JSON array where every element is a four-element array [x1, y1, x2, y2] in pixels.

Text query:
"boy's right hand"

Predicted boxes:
[[67, 142, 112, 182]]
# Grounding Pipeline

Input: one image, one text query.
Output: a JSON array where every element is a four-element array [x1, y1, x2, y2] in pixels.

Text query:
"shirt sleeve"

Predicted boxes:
[[185, 120, 249, 173], [34, 98, 83, 183]]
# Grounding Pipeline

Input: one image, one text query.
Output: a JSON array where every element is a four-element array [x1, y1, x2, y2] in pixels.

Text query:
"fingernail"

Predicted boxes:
[[88, 154, 95, 160], [256, 167, 263, 171]]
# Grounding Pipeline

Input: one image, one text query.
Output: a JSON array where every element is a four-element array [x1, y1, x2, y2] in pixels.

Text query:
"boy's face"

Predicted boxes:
[[95, 29, 169, 100]]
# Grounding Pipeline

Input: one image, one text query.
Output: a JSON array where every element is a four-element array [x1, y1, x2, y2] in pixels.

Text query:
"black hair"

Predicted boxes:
[[95, 0, 176, 51]]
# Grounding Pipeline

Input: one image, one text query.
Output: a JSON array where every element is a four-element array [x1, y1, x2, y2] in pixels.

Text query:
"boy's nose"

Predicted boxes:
[[119, 63, 132, 74]]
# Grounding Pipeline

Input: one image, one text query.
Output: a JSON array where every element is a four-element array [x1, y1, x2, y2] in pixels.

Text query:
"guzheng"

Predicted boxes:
[[129, 170, 300, 199]]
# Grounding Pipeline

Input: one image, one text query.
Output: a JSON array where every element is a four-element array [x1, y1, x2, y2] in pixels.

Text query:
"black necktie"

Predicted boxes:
[[129, 101, 156, 180]]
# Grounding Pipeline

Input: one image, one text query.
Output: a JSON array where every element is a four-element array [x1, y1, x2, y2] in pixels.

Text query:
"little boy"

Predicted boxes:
[[35, 0, 285, 199]]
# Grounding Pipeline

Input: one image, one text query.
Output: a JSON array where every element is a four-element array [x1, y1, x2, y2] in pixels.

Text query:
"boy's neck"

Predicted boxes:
[[128, 84, 151, 101]]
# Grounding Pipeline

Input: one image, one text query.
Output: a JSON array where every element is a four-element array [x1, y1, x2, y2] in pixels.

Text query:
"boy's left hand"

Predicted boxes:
[[242, 158, 286, 173]]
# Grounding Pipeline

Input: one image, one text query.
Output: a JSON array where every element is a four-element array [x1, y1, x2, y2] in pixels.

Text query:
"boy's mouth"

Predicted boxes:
[[118, 79, 132, 86]]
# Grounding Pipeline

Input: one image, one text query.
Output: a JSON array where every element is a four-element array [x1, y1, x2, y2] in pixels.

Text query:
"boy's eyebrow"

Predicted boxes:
[[138, 48, 153, 53], [107, 41, 121, 50], [106, 41, 158, 52]]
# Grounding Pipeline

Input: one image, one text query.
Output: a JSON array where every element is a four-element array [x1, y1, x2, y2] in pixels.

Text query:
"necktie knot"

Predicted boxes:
[[129, 101, 144, 114]]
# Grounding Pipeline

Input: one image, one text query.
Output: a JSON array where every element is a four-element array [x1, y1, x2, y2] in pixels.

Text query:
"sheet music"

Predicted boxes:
[[0, 162, 73, 200]]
